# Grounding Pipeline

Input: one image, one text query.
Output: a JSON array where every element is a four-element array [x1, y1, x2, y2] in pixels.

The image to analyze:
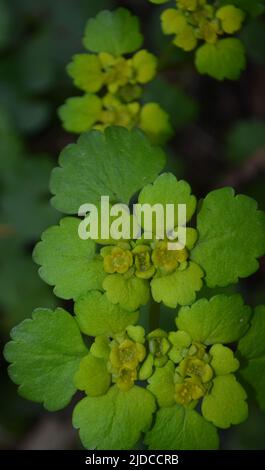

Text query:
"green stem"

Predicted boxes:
[[149, 299, 160, 332]]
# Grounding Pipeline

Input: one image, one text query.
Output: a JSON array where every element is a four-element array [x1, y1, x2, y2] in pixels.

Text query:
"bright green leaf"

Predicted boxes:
[[176, 294, 251, 344], [90, 336, 110, 360], [126, 325, 145, 344], [139, 103, 173, 145], [33, 217, 106, 300], [67, 54, 104, 93], [210, 344, 240, 376], [138, 173, 197, 230], [145, 405, 219, 450], [103, 274, 150, 312], [151, 261, 204, 308], [50, 127, 166, 214], [202, 375, 248, 429], [4, 308, 87, 411], [216, 6, 245, 34], [74, 353, 111, 397], [58, 94, 102, 134], [74, 290, 139, 337], [73, 385, 156, 450], [83, 8, 143, 56], [191, 187, 265, 287], [147, 360, 175, 407], [195, 38, 246, 80]]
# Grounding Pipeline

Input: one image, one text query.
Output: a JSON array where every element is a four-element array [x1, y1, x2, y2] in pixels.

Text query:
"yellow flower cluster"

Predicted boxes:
[[102, 240, 189, 281], [174, 342, 213, 406], [161, 1, 246, 51], [109, 338, 146, 391], [59, 48, 173, 143]]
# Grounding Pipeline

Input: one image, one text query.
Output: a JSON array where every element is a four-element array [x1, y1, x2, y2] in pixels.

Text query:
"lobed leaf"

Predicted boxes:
[[191, 187, 265, 287], [33, 217, 105, 300], [83, 8, 143, 56], [176, 294, 251, 345], [201, 375, 248, 429], [73, 385, 156, 449], [4, 308, 87, 411], [145, 405, 219, 450], [74, 290, 139, 337], [50, 127, 166, 214], [195, 38, 246, 80]]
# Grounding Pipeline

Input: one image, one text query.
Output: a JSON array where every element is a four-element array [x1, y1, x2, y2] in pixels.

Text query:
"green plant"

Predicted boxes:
[[3, 2, 265, 452], [59, 8, 173, 144], [4, 125, 265, 449], [149, 0, 265, 79]]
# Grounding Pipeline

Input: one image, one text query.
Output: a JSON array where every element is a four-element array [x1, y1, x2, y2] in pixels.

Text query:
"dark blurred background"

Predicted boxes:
[[0, 0, 264, 449]]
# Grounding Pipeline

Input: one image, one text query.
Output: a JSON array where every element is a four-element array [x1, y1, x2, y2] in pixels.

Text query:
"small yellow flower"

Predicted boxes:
[[152, 240, 188, 274], [133, 245, 156, 279], [103, 246, 133, 274], [178, 357, 213, 383], [99, 53, 132, 94], [99, 94, 140, 129], [188, 341, 208, 360], [175, 378, 205, 405], [199, 19, 220, 44], [116, 368, 137, 392], [110, 339, 146, 371]]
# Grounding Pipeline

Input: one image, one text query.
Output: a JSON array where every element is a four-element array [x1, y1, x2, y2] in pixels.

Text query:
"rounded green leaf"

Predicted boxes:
[[195, 38, 246, 80], [191, 187, 265, 287], [73, 385, 156, 450], [139, 103, 173, 145], [90, 336, 110, 360], [50, 127, 166, 214], [202, 375, 248, 429], [138, 172, 197, 229], [74, 354, 111, 397], [145, 405, 219, 450], [210, 344, 240, 376], [103, 274, 150, 312], [176, 294, 251, 345], [216, 6, 245, 34], [58, 94, 102, 134], [4, 308, 87, 411], [67, 54, 104, 93], [151, 261, 204, 308], [126, 325, 145, 344], [83, 8, 143, 56], [147, 361, 175, 407], [33, 217, 106, 301], [74, 290, 139, 337], [238, 305, 265, 410]]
